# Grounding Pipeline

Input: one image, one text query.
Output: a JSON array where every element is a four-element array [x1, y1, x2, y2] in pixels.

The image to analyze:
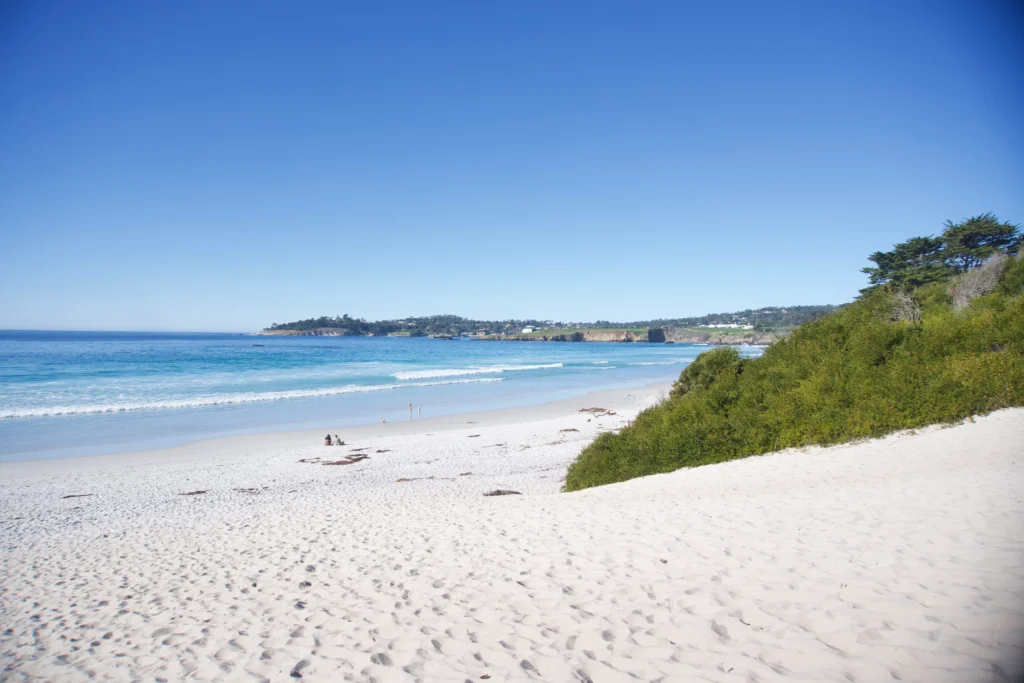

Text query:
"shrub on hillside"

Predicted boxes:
[[669, 347, 744, 399], [564, 255, 1024, 492]]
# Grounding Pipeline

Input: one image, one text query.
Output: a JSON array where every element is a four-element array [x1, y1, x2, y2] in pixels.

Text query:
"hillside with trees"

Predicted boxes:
[[262, 307, 839, 337], [564, 214, 1023, 491], [263, 315, 554, 337]]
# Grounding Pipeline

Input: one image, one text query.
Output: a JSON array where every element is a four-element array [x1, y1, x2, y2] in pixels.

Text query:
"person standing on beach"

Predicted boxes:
[[418, 406, 421, 419], [409, 403, 413, 420]]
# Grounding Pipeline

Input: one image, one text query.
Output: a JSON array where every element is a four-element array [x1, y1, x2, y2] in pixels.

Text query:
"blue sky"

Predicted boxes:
[[1, 1, 1021, 331]]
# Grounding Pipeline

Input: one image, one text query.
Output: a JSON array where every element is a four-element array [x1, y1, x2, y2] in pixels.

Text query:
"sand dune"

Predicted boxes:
[[1, 385, 1021, 682]]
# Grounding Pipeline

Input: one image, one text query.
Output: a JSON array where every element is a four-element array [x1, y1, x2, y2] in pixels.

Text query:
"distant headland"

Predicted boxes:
[[257, 306, 840, 344]]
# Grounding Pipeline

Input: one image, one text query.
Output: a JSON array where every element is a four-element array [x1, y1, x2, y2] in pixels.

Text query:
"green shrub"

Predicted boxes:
[[669, 347, 744, 399], [564, 256, 1024, 492]]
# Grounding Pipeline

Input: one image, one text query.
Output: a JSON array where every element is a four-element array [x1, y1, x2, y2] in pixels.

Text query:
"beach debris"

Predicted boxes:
[[234, 487, 264, 494], [579, 407, 616, 416], [299, 581, 311, 588], [459, 472, 473, 476], [375, 449, 390, 453], [290, 659, 310, 678], [559, 428, 579, 432], [61, 494, 94, 499], [467, 434, 481, 438], [305, 564, 316, 572], [323, 454, 369, 466], [179, 490, 208, 496], [350, 447, 370, 452], [395, 478, 417, 483], [294, 601, 306, 610], [483, 490, 522, 496], [298, 457, 321, 464]]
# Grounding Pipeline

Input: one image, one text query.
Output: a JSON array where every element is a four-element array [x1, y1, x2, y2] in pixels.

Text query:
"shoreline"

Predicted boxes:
[[0, 380, 672, 475]]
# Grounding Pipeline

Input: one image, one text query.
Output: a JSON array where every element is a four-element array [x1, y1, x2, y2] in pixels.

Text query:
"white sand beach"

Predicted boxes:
[[1, 383, 1022, 682]]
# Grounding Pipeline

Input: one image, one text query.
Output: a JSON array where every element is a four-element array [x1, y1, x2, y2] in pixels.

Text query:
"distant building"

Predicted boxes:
[[521, 326, 535, 334]]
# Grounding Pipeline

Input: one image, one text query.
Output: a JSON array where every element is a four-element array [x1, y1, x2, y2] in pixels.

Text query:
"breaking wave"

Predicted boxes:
[[0, 378, 504, 419], [392, 363, 563, 380]]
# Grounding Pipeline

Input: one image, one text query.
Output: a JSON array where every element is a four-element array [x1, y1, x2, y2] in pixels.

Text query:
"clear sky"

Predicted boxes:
[[1, 1, 1021, 331]]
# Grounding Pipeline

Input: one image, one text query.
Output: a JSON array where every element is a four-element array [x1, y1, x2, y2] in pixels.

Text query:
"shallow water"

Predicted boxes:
[[0, 331, 761, 461]]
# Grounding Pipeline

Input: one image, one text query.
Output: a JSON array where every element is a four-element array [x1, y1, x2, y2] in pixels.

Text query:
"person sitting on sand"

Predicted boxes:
[[324, 434, 332, 446], [334, 434, 342, 445]]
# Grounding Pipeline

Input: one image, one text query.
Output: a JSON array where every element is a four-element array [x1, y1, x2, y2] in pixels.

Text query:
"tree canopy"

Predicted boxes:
[[942, 213, 1022, 272], [862, 213, 1020, 293]]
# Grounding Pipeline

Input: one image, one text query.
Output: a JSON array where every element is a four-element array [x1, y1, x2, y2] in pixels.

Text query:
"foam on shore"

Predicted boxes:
[[0, 377, 505, 419]]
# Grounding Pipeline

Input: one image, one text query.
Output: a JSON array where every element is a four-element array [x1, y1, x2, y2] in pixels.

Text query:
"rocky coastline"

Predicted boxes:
[[255, 327, 781, 345], [487, 328, 781, 345]]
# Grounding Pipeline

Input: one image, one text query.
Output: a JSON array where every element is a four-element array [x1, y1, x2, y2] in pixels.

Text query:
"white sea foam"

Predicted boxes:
[[0, 378, 504, 419], [392, 363, 563, 380]]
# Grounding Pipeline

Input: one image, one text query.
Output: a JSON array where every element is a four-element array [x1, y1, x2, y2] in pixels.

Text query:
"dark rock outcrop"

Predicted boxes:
[[647, 328, 667, 343]]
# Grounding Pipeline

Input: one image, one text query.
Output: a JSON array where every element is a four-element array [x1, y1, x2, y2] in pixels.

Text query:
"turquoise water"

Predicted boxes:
[[0, 331, 762, 461]]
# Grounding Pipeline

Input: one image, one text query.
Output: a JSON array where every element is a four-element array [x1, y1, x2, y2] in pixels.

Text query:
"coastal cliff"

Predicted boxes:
[[488, 329, 646, 342], [256, 327, 356, 337], [490, 328, 780, 345], [665, 329, 780, 345]]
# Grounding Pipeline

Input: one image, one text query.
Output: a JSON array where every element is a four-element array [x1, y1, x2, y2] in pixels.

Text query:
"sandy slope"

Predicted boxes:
[[0, 385, 1021, 682]]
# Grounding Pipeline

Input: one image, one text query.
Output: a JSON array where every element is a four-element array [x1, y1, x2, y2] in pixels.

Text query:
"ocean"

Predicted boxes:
[[0, 331, 762, 462]]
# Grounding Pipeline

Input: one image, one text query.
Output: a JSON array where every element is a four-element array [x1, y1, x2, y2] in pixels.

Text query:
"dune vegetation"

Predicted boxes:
[[564, 214, 1024, 491]]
